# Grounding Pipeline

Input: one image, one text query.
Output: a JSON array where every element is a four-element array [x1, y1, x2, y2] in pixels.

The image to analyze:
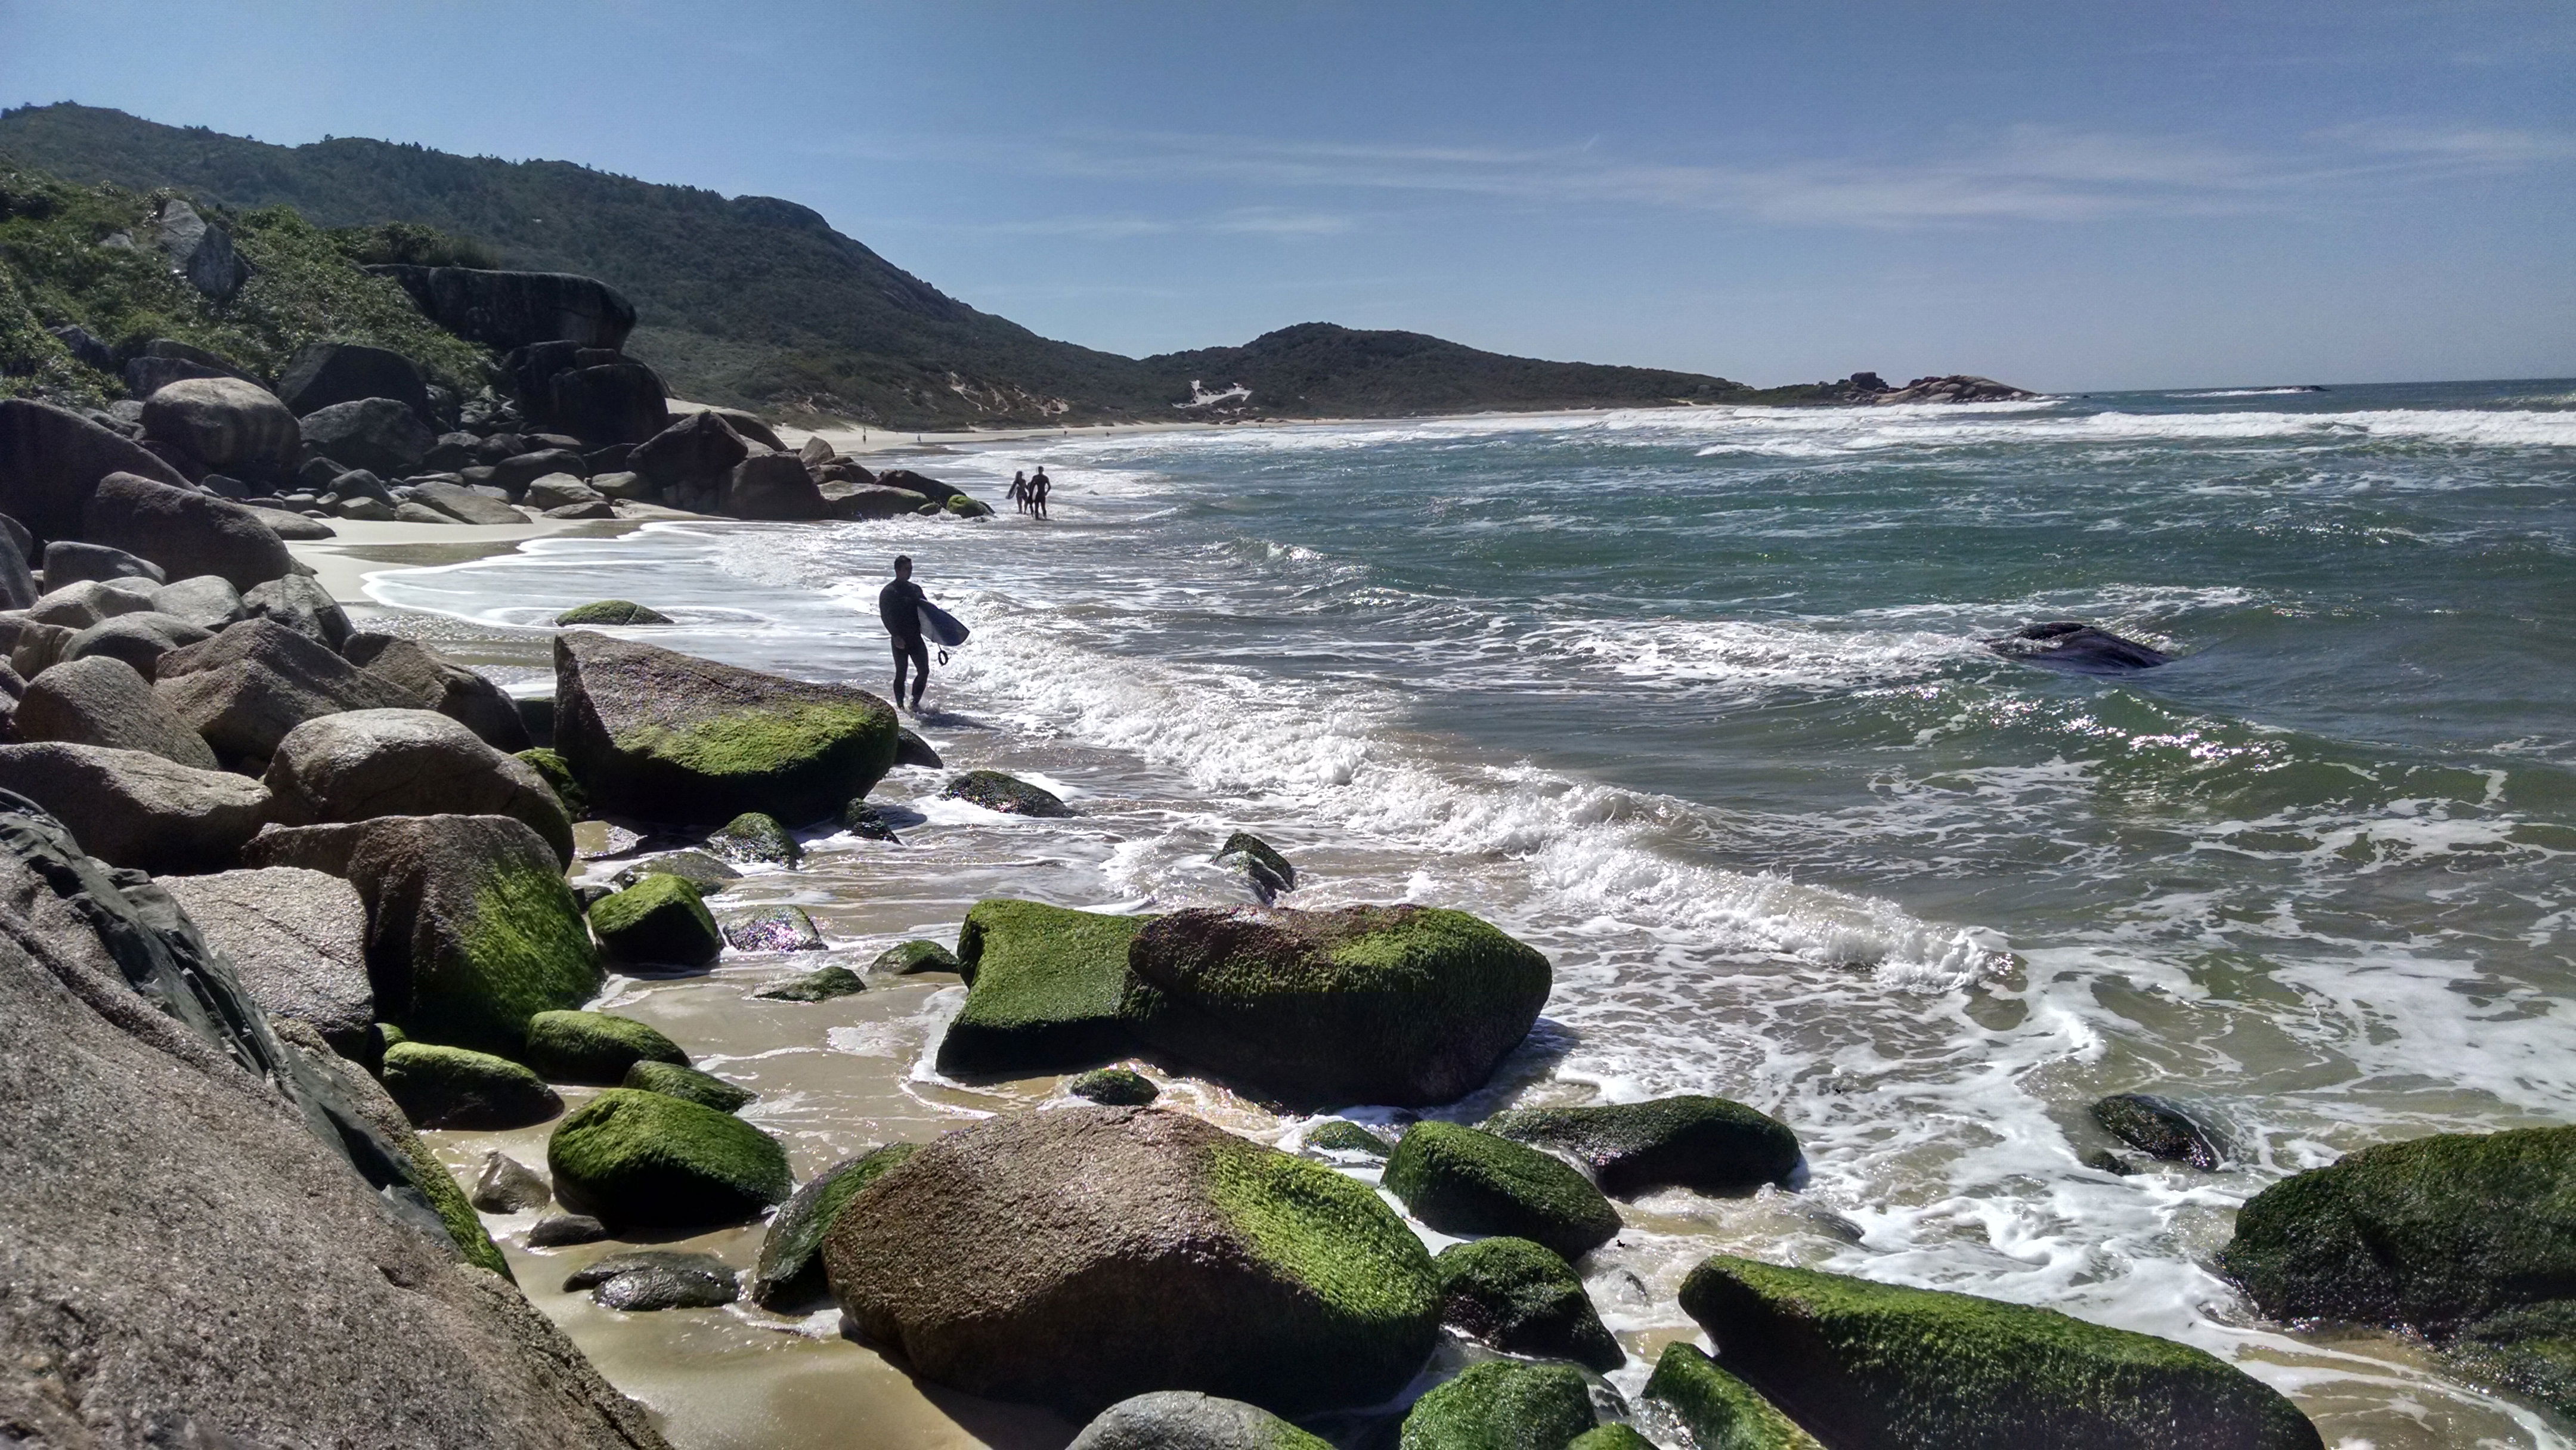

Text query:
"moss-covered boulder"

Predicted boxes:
[[750, 1143, 921, 1310], [2448, 1300, 2576, 1419], [1435, 1237, 1622, 1372], [1398, 1361, 1596, 1450], [1123, 904, 1551, 1108], [1069, 1067, 1160, 1105], [2092, 1093, 2225, 1170], [1486, 1095, 1800, 1198], [379, 1040, 564, 1129], [1215, 831, 1296, 900], [587, 873, 723, 968], [1383, 1121, 1621, 1262], [872, 938, 961, 975], [522, 1008, 689, 1085], [705, 809, 800, 866], [624, 1058, 754, 1113], [515, 745, 589, 819], [1068, 1392, 1333, 1450], [1305, 1120, 1392, 1158], [754, 962, 865, 1002], [941, 769, 1071, 817], [720, 904, 824, 953], [553, 630, 900, 827], [936, 900, 1149, 1077], [1642, 1342, 1822, 1450], [1679, 1255, 2323, 1450], [822, 1105, 1438, 1416], [554, 600, 673, 626], [608, 850, 740, 892], [547, 1087, 791, 1229], [1565, 1428, 1655, 1450], [2219, 1126, 2576, 1334]]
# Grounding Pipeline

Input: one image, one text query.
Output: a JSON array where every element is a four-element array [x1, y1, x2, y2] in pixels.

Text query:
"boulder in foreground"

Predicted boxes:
[[822, 1105, 1439, 1417], [751, 1143, 921, 1310], [1485, 1094, 1801, 1197], [548, 1087, 791, 1230], [0, 742, 267, 873], [1069, 1392, 1333, 1450], [1642, 1342, 1822, 1450], [1433, 1236, 1623, 1372], [1382, 1121, 1622, 1262], [156, 866, 372, 1055], [1397, 1361, 1595, 1450], [81, 471, 294, 591], [937, 899, 1147, 1077]]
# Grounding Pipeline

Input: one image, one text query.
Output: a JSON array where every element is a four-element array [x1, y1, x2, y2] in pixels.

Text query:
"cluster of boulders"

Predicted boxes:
[[1818, 371, 2040, 404]]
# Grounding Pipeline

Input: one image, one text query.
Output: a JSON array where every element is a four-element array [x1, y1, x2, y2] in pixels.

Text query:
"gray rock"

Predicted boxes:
[[44, 538, 166, 587], [489, 449, 589, 493], [564, 1251, 739, 1311], [391, 501, 457, 525], [2091, 1093, 2227, 1170], [242, 573, 355, 649], [701, 408, 784, 451], [150, 197, 253, 300], [334, 495, 398, 521], [79, 471, 295, 592], [547, 362, 670, 446], [330, 469, 395, 504], [720, 906, 825, 953], [472, 1151, 553, 1213], [941, 769, 1071, 816], [342, 633, 533, 751], [1215, 831, 1296, 902], [244, 504, 338, 540], [412, 479, 527, 525], [0, 618, 76, 677], [28, 576, 160, 629], [48, 322, 116, 373], [65, 610, 212, 675], [0, 742, 268, 872], [588, 470, 655, 501], [1067, 1392, 1332, 1450], [820, 481, 934, 520], [608, 850, 741, 892], [140, 376, 301, 472], [277, 342, 428, 420], [720, 453, 828, 520], [0, 397, 191, 543], [299, 398, 436, 476], [753, 963, 863, 1001], [156, 867, 371, 1054], [367, 266, 639, 351], [525, 473, 605, 510], [262, 708, 575, 868], [14, 654, 220, 767], [627, 410, 751, 491], [151, 574, 247, 631], [797, 436, 835, 467], [749, 1145, 919, 1310], [894, 726, 941, 769], [153, 618, 422, 762], [528, 1213, 610, 1247]]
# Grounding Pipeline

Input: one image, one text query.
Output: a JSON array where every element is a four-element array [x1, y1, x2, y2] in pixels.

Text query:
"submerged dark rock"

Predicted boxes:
[[2090, 1093, 2225, 1170], [1986, 621, 2172, 674], [565, 1250, 739, 1311]]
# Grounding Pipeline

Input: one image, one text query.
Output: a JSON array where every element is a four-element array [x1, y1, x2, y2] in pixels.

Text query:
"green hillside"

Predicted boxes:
[[0, 103, 1772, 426]]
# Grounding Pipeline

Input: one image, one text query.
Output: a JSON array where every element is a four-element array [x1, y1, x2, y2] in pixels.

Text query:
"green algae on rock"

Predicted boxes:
[[624, 1058, 754, 1113], [705, 809, 801, 866], [1304, 1120, 1392, 1158], [1397, 1361, 1596, 1450], [1485, 1095, 1801, 1198], [822, 1105, 1438, 1417], [940, 769, 1072, 817], [553, 631, 900, 828], [1066, 1391, 1334, 1450], [548, 1087, 791, 1229], [523, 1008, 689, 1085], [515, 746, 589, 819], [608, 850, 741, 893], [2447, 1300, 2576, 1420], [380, 1040, 563, 1130], [1382, 1121, 1622, 1262], [751, 1142, 922, 1310], [1123, 904, 1551, 1109], [936, 899, 1150, 1077], [1642, 1342, 1821, 1450], [553, 600, 674, 627], [1565, 1427, 1657, 1450], [1069, 1067, 1161, 1105], [1679, 1255, 2324, 1450], [587, 873, 723, 968], [872, 937, 962, 976], [754, 962, 865, 1002], [1433, 1236, 1623, 1372], [1215, 831, 1296, 899]]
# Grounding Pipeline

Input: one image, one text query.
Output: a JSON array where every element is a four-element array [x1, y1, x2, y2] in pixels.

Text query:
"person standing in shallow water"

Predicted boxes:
[[1008, 470, 1029, 514], [1030, 465, 1051, 520], [878, 554, 931, 713]]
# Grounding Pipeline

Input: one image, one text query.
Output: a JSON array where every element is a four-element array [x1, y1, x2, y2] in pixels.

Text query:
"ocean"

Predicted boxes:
[[374, 379, 2576, 1448]]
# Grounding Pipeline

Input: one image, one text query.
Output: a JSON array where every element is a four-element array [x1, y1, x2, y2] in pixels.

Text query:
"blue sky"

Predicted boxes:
[[4, 1, 2571, 390]]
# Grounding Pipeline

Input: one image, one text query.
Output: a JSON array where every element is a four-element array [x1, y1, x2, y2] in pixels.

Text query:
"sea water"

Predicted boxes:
[[374, 380, 2576, 1447]]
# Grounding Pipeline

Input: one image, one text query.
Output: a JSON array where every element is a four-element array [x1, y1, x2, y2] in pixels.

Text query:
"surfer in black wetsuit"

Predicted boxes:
[[1030, 466, 1051, 520], [878, 555, 930, 712]]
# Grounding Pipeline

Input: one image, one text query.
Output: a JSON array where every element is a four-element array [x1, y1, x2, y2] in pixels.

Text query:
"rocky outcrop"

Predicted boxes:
[[0, 742, 268, 872], [821, 1105, 1440, 1416], [750, 1144, 921, 1310], [140, 376, 302, 472], [1382, 1121, 1623, 1261], [1433, 1236, 1623, 1372], [552, 631, 901, 827], [1069, 1393, 1333, 1450], [938, 900, 1148, 1076], [343, 632, 534, 751], [1825, 372, 2039, 405], [79, 470, 292, 590], [13, 653, 219, 767], [261, 708, 575, 866], [277, 341, 429, 419], [369, 266, 639, 352], [157, 866, 372, 1056], [1485, 1095, 1802, 1197], [299, 396, 436, 475], [0, 397, 190, 543], [154, 618, 421, 762], [547, 1088, 791, 1229], [149, 197, 253, 301]]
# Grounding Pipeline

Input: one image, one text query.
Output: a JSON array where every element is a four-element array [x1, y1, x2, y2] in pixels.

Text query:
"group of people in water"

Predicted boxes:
[[1007, 466, 1051, 518]]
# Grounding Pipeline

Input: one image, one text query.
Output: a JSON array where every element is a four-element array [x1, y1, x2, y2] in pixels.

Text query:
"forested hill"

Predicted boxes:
[[0, 103, 1768, 427]]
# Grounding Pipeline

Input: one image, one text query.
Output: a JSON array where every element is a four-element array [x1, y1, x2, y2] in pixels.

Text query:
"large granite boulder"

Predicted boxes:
[[822, 1105, 1440, 1417], [157, 866, 373, 1056], [154, 619, 421, 762], [299, 398, 436, 476], [150, 197, 252, 300], [410, 479, 526, 525], [243, 813, 601, 1055], [243, 573, 355, 649], [0, 742, 268, 872], [29, 576, 159, 628], [547, 1088, 790, 1229], [550, 362, 670, 445], [151, 573, 248, 631], [140, 376, 302, 472], [823, 481, 936, 519], [587, 875, 723, 968], [43, 538, 164, 587], [64, 609, 212, 675], [750, 1144, 921, 1310], [937, 899, 1148, 1076], [1381, 1121, 1623, 1262], [80, 471, 293, 591], [552, 631, 901, 826], [13, 653, 219, 767], [277, 342, 428, 419], [720, 452, 829, 520], [627, 410, 753, 491], [1123, 904, 1552, 1108], [368, 266, 638, 351], [0, 397, 190, 543], [343, 633, 534, 751], [262, 708, 575, 866], [1069, 1393, 1333, 1450], [1679, 1256, 2323, 1450], [1485, 1095, 1801, 1197]]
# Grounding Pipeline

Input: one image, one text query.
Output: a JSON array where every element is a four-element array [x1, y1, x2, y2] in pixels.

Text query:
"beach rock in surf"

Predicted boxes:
[[1985, 621, 2171, 674], [262, 708, 576, 867], [872, 938, 962, 976], [367, 265, 638, 352], [937, 900, 1150, 1076], [0, 742, 267, 873], [547, 1088, 790, 1230], [243, 574, 355, 649], [65, 609, 211, 675], [156, 866, 371, 1055], [705, 809, 801, 865], [0, 396, 191, 542], [894, 726, 942, 768], [1304, 1120, 1392, 1158], [1679, 1254, 2324, 1449], [382, 1041, 564, 1130], [14, 654, 219, 767], [627, 410, 753, 491], [1485, 1095, 1802, 1197], [154, 619, 420, 761], [1122, 904, 1552, 1109], [822, 1105, 1439, 1415], [822, 481, 936, 519], [242, 813, 602, 1055], [2091, 1092, 2227, 1170], [1069, 1393, 1334, 1450], [553, 630, 902, 828], [1398, 1361, 1596, 1450], [45, 538, 165, 587], [1215, 831, 1296, 901], [150, 573, 247, 631], [586, 875, 723, 969], [1068, 1067, 1160, 1105], [720, 452, 830, 520], [524, 1009, 689, 1085], [608, 849, 741, 892], [624, 1059, 754, 1113], [140, 376, 301, 472], [720, 904, 824, 954], [1433, 1236, 1623, 1372], [342, 633, 534, 751], [473, 1151, 553, 1212], [1642, 1343, 1822, 1450], [1382, 1121, 1621, 1262], [566, 1251, 739, 1312], [750, 1143, 921, 1310], [529, 1213, 609, 1246], [942, 768, 1070, 816], [276, 341, 428, 420], [756, 962, 863, 1001], [555, 598, 672, 626], [840, 800, 903, 842], [299, 397, 437, 476]]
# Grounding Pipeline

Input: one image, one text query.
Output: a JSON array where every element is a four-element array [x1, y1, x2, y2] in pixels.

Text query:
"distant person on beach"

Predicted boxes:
[[1009, 470, 1029, 513], [1030, 466, 1051, 520], [878, 554, 931, 713]]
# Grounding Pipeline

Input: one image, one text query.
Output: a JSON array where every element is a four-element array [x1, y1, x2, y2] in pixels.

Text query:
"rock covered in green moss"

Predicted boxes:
[[2092, 1093, 2226, 1170], [1067, 1392, 1334, 1450], [936, 900, 1150, 1077], [754, 962, 865, 1002], [1398, 1361, 1596, 1450], [1486, 1095, 1800, 1198], [1215, 831, 1296, 900], [1565, 1427, 1656, 1450], [553, 631, 900, 827], [2221, 1125, 2576, 1334], [515, 746, 589, 819], [706, 810, 801, 865], [720, 904, 824, 953], [1123, 904, 1551, 1108], [751, 1142, 921, 1310], [1679, 1255, 2323, 1450], [587, 873, 723, 968], [1069, 1067, 1160, 1105], [2447, 1300, 2576, 1419], [624, 1058, 754, 1112], [941, 769, 1071, 817], [554, 600, 673, 627], [1435, 1237, 1623, 1372], [609, 850, 741, 892], [872, 938, 961, 975], [547, 1087, 791, 1229], [822, 1105, 1438, 1416], [840, 800, 903, 842], [1383, 1121, 1621, 1261], [1642, 1342, 1821, 1449], [1304, 1120, 1392, 1158], [522, 1008, 689, 1085], [380, 1040, 564, 1129], [564, 1250, 738, 1310]]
